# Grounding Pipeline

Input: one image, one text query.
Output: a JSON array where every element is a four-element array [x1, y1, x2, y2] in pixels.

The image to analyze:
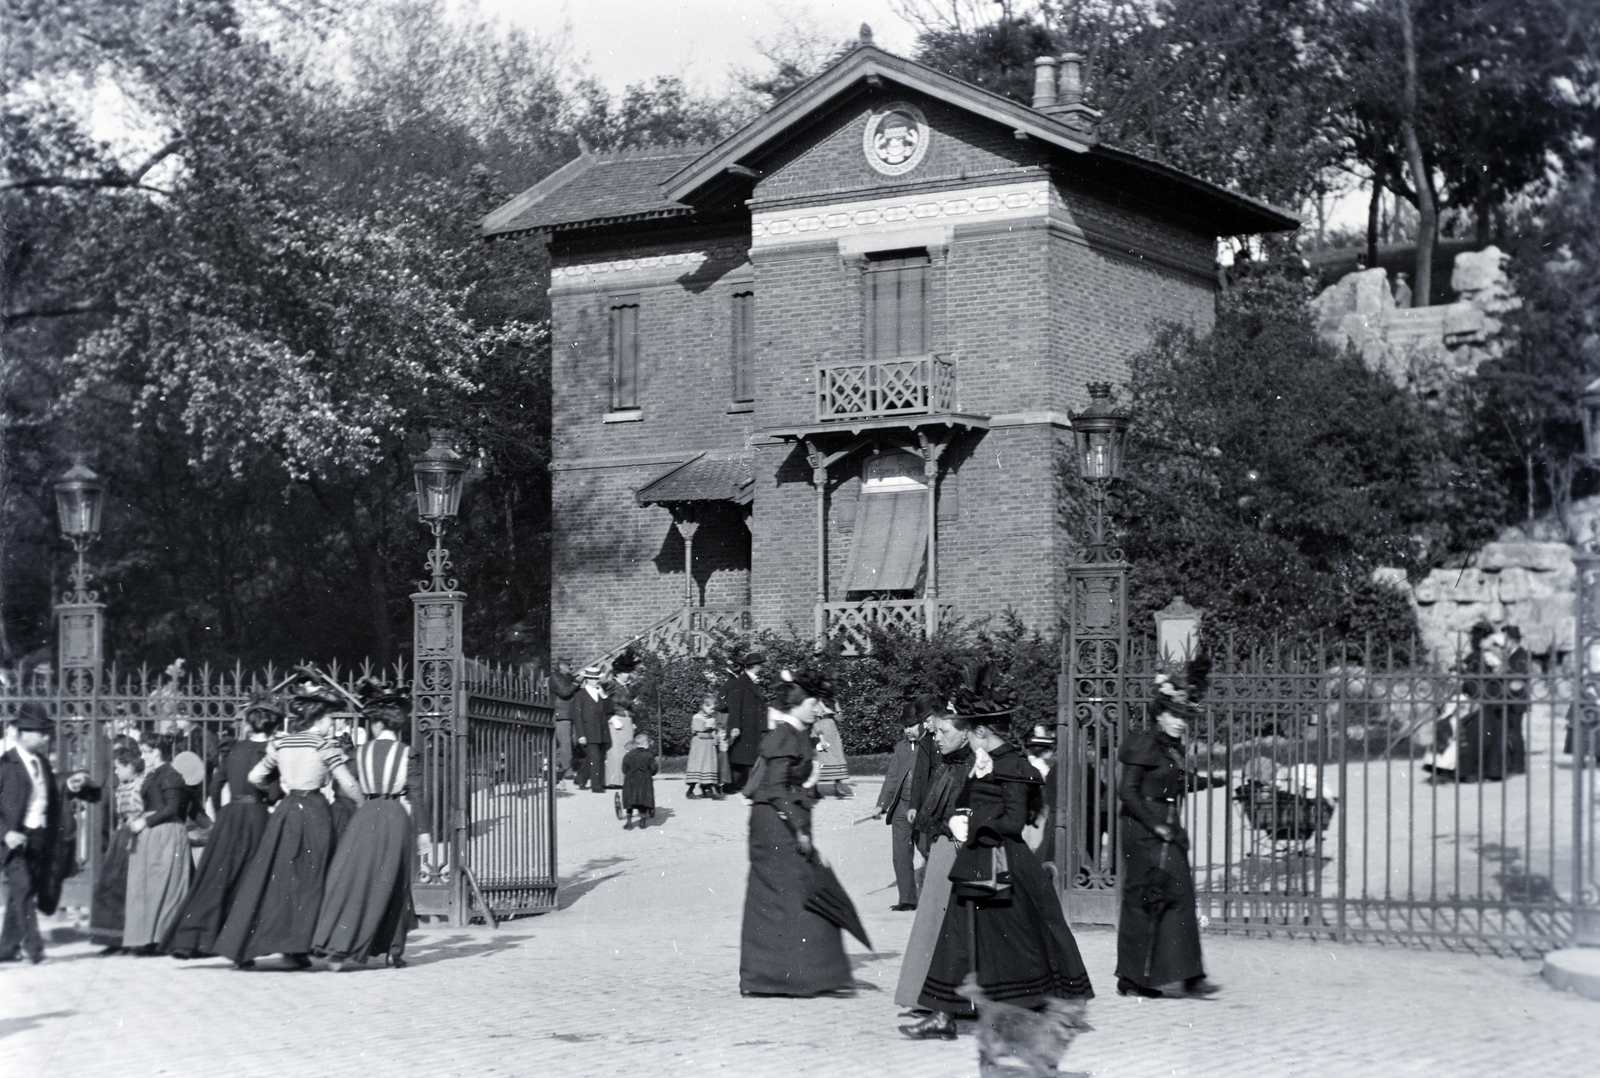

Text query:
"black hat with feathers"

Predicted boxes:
[[949, 659, 1015, 724]]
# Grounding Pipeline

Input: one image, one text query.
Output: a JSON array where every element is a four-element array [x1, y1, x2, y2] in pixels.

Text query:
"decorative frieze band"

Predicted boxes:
[[751, 181, 1050, 249], [550, 245, 749, 290]]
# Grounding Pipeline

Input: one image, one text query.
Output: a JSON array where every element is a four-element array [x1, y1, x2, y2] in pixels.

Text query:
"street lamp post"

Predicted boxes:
[[1056, 383, 1132, 923], [411, 428, 469, 925], [54, 460, 107, 694]]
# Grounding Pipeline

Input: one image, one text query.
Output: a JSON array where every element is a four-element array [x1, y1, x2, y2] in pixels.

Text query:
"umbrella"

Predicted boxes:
[[804, 860, 873, 950], [1139, 841, 1185, 980]]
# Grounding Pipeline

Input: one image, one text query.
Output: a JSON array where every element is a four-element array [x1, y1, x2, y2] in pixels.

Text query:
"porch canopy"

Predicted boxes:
[[635, 450, 755, 508]]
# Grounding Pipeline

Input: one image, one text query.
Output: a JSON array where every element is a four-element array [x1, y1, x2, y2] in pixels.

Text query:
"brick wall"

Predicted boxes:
[[547, 93, 1222, 656]]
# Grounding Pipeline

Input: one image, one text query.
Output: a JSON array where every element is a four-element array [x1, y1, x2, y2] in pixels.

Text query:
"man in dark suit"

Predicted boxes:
[[571, 664, 611, 794], [2, 703, 100, 963], [549, 659, 580, 786], [721, 652, 766, 794], [873, 699, 933, 910]]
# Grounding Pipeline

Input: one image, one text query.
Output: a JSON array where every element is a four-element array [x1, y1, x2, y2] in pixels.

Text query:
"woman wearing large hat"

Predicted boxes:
[[313, 682, 418, 970], [739, 666, 855, 997], [902, 662, 1094, 1039], [213, 683, 363, 969], [165, 692, 285, 958], [1113, 656, 1219, 998]]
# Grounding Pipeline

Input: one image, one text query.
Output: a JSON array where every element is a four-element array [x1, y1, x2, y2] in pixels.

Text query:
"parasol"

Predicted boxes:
[[804, 859, 872, 950]]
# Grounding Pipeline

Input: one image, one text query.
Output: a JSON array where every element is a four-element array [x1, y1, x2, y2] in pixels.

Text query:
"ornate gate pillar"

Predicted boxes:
[[1056, 384, 1131, 925], [413, 537, 467, 926]]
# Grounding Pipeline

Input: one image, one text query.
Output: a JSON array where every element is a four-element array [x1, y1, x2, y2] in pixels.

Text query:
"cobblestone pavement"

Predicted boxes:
[[4, 777, 1597, 1078]]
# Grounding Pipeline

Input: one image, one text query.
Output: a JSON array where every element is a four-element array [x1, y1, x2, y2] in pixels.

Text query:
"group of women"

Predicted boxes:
[[90, 680, 419, 971], [737, 657, 1218, 1038]]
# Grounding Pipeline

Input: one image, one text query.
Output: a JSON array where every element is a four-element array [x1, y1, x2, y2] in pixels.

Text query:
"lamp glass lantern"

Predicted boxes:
[[413, 429, 468, 524], [54, 461, 106, 544], [1581, 377, 1600, 461], [1069, 382, 1132, 481]]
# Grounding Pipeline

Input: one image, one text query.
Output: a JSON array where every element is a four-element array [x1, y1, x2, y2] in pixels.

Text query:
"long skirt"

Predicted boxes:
[[122, 821, 192, 948], [163, 800, 270, 956], [214, 791, 334, 962], [685, 735, 721, 785], [331, 791, 359, 840], [605, 715, 634, 788], [313, 800, 416, 964], [739, 803, 852, 996], [920, 837, 1093, 1012], [814, 718, 849, 783], [894, 835, 957, 1008], [1115, 816, 1204, 989], [89, 825, 134, 946]]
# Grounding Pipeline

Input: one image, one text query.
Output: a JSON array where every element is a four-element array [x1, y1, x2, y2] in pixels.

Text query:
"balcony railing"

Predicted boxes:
[[817, 355, 957, 421], [821, 599, 957, 655], [591, 605, 751, 667]]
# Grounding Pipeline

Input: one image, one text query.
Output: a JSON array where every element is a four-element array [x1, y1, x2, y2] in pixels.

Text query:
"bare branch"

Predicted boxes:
[[2, 136, 183, 193], [3, 302, 122, 328]]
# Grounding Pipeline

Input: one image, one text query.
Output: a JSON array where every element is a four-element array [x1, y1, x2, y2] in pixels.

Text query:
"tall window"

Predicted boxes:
[[731, 291, 755, 403], [610, 298, 639, 411], [865, 250, 929, 360]]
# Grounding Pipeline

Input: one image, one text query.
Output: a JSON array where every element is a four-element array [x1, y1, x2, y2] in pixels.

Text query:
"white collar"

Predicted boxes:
[[583, 682, 605, 700], [771, 710, 806, 732], [14, 743, 40, 769]]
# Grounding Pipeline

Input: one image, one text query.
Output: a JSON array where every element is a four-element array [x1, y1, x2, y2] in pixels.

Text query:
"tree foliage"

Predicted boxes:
[[1106, 261, 1509, 653]]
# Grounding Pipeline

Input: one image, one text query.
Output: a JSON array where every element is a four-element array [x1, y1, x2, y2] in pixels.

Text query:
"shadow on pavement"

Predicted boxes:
[[405, 933, 526, 966], [0, 1011, 73, 1040], [557, 855, 630, 910]]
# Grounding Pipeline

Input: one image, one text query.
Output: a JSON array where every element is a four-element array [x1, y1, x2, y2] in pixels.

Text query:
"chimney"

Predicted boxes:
[[859, 23, 873, 47], [1040, 51, 1103, 135], [1031, 56, 1059, 109]]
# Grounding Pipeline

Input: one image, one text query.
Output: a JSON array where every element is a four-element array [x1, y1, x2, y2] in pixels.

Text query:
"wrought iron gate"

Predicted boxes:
[[1059, 634, 1600, 956], [413, 661, 556, 925]]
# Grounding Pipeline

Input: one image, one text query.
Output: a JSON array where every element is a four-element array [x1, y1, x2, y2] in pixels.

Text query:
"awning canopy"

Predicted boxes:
[[635, 451, 755, 507], [843, 489, 927, 593]]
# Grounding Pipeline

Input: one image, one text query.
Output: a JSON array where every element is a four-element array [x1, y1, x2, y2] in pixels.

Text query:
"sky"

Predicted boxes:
[[478, 0, 921, 94]]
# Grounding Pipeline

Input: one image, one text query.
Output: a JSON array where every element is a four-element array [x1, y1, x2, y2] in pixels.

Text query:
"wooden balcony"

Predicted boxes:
[[822, 599, 956, 655], [817, 355, 956, 421]]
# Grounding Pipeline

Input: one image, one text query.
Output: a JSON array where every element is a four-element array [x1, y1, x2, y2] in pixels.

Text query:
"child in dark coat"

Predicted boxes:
[[621, 733, 658, 830]]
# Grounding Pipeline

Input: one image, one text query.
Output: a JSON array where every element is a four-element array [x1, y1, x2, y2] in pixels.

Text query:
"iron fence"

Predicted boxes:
[[1064, 636, 1600, 956], [0, 658, 556, 923]]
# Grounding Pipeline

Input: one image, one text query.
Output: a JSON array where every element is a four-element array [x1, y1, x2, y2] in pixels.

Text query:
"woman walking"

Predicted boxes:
[[313, 687, 416, 970], [683, 694, 723, 799], [902, 664, 1093, 1039], [1114, 658, 1219, 999], [812, 704, 851, 798], [604, 650, 639, 789], [89, 741, 144, 954], [893, 703, 972, 1010], [214, 685, 362, 970], [165, 695, 282, 958], [739, 667, 854, 997], [122, 734, 193, 954]]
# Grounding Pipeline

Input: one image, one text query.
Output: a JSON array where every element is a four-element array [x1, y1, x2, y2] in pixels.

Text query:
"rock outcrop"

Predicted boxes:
[[1311, 246, 1519, 396]]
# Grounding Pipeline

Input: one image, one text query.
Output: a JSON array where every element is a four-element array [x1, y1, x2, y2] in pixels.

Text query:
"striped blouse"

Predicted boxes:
[[355, 738, 409, 797], [249, 732, 347, 792]]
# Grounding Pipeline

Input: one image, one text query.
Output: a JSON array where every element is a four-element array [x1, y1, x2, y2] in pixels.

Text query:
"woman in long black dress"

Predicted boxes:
[[214, 687, 362, 970], [165, 695, 282, 958], [739, 668, 854, 997], [313, 688, 417, 970], [1114, 662, 1220, 998], [89, 743, 145, 954], [903, 668, 1094, 1039]]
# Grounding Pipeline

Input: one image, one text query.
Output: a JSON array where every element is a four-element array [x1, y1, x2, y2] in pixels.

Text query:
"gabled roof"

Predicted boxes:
[[480, 145, 710, 241], [635, 451, 756, 507], [663, 45, 1095, 204], [481, 45, 1299, 240]]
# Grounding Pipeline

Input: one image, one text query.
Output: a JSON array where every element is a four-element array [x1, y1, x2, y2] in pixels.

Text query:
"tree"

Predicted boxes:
[[2, 0, 561, 666], [1102, 261, 1509, 651]]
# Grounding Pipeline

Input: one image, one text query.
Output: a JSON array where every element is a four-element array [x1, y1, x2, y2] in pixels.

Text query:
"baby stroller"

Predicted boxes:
[[1233, 772, 1336, 856]]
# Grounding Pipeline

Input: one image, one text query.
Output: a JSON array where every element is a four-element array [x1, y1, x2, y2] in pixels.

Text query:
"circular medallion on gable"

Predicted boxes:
[[863, 102, 930, 176]]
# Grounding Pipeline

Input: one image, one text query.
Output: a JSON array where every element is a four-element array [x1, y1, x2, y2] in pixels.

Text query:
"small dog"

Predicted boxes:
[[956, 973, 1093, 1078]]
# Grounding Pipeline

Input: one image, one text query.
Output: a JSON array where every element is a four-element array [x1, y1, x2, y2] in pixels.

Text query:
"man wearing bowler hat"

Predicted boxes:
[[1, 703, 100, 963], [721, 651, 767, 794], [572, 664, 612, 794]]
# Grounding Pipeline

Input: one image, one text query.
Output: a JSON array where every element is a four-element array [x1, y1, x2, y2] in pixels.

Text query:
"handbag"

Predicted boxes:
[[948, 842, 1012, 900]]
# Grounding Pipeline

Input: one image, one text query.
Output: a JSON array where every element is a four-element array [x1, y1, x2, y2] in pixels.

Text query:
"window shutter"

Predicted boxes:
[[865, 252, 930, 360], [611, 301, 639, 410], [732, 292, 755, 402]]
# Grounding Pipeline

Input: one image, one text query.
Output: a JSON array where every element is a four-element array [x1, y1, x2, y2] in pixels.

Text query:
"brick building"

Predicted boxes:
[[482, 43, 1297, 663]]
